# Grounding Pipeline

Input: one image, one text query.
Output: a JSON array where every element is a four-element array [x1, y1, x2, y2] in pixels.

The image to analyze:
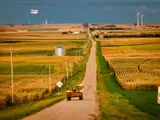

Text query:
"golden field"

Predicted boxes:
[[101, 38, 160, 90], [0, 27, 89, 108], [0, 32, 87, 40]]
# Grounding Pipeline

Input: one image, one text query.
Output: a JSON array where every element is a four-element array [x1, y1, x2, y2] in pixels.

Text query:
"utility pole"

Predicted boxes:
[[10, 47, 20, 104], [81, 49, 83, 56], [49, 64, 51, 93], [10, 47, 14, 103], [76, 50, 77, 62], [63, 63, 66, 83], [70, 60, 72, 77], [79, 50, 81, 57], [66, 61, 68, 80]]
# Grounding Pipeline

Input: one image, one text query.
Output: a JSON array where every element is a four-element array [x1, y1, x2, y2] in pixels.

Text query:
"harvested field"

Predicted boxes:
[[0, 56, 82, 63], [102, 38, 160, 90], [106, 57, 160, 90], [101, 38, 160, 57], [0, 32, 87, 40], [92, 29, 160, 36], [100, 38, 160, 47]]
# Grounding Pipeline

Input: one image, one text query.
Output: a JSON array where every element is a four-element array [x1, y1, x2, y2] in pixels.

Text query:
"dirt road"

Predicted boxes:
[[23, 38, 98, 120]]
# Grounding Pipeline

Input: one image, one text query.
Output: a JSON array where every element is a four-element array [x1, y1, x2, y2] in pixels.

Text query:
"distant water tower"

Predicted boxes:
[[55, 44, 66, 56]]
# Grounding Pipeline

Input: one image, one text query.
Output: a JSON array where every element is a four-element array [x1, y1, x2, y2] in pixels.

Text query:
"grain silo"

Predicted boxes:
[[55, 44, 66, 56]]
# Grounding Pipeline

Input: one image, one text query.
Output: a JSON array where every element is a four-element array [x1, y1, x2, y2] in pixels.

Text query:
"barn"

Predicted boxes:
[[55, 44, 66, 56]]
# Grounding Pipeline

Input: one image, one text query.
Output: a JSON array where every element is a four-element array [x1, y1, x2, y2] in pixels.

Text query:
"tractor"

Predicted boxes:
[[66, 84, 84, 101]]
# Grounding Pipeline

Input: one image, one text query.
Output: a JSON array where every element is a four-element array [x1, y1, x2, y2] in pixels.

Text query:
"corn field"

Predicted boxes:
[[0, 74, 66, 109], [106, 57, 160, 90]]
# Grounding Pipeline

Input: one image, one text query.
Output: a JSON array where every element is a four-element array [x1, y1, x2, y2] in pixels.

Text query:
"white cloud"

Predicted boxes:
[[137, 5, 160, 13], [104, 6, 136, 12], [104, 5, 160, 13]]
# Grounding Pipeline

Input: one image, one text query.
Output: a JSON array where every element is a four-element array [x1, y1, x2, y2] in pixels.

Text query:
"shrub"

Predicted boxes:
[[0, 96, 7, 109]]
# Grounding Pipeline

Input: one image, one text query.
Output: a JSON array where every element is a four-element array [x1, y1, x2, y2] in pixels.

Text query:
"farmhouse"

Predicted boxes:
[[55, 44, 66, 56], [73, 31, 80, 34]]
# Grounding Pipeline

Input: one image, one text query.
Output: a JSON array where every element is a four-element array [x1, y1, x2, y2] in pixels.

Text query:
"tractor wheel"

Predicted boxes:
[[79, 95, 83, 100], [67, 97, 71, 101]]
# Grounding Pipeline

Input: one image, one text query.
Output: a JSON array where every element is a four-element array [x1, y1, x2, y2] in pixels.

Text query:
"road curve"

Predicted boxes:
[[23, 39, 98, 120]]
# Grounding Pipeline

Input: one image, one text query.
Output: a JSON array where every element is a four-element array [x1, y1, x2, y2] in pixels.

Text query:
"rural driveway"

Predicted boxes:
[[23, 38, 99, 120]]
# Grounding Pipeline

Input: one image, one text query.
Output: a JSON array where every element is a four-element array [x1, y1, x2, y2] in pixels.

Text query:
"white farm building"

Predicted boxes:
[[55, 44, 66, 56]]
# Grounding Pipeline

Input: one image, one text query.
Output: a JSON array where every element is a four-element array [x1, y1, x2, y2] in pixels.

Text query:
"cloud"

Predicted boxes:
[[137, 5, 160, 13], [104, 6, 136, 12], [15, 0, 81, 5], [16, 0, 53, 4], [104, 5, 160, 13]]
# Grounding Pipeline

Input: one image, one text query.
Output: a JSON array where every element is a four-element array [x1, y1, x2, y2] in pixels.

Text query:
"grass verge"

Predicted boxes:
[[96, 41, 160, 120]]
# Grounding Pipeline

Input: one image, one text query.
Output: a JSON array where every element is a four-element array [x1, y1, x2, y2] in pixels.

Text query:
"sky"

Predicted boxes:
[[0, 0, 160, 24]]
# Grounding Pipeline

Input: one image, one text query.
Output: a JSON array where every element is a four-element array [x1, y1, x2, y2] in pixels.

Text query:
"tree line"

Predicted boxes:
[[94, 33, 160, 38]]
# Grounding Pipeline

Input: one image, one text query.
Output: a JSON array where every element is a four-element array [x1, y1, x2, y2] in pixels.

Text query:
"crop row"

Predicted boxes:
[[106, 57, 160, 90], [0, 74, 65, 109], [115, 69, 160, 90], [107, 57, 147, 69]]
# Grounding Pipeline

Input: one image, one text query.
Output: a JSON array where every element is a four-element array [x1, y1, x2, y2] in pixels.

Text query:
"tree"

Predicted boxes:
[[83, 23, 89, 28]]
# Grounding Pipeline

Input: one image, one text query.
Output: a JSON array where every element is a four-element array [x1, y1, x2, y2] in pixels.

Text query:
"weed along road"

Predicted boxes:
[[23, 39, 98, 120]]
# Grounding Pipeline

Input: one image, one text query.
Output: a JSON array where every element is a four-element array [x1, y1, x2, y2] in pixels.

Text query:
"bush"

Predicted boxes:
[[0, 96, 7, 109]]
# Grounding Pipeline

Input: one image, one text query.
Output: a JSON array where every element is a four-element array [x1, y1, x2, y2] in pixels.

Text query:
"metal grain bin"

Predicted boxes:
[[55, 44, 66, 56]]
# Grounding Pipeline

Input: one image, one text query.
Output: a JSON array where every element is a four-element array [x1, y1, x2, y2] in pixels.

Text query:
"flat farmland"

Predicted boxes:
[[106, 57, 160, 90], [0, 56, 82, 74], [0, 29, 89, 109], [101, 38, 160, 57], [101, 38, 160, 46], [101, 38, 160, 90], [0, 55, 82, 108], [0, 40, 87, 56], [0, 32, 87, 40], [92, 29, 160, 35]]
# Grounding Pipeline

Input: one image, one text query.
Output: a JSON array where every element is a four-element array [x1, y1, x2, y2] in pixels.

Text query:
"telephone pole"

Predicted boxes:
[[10, 47, 20, 103], [66, 61, 68, 80], [70, 60, 72, 77], [49, 64, 51, 93], [10, 48, 14, 103]]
